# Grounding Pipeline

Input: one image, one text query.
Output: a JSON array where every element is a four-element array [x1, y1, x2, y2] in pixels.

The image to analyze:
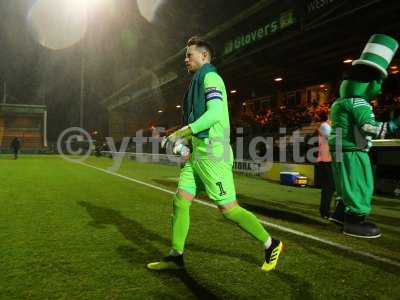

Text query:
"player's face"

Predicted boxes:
[[185, 45, 206, 73]]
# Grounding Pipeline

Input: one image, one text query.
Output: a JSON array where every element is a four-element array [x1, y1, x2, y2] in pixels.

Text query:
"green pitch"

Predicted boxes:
[[0, 155, 399, 299]]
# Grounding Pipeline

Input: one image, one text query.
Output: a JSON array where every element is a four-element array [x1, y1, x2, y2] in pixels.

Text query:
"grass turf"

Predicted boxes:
[[0, 155, 399, 299]]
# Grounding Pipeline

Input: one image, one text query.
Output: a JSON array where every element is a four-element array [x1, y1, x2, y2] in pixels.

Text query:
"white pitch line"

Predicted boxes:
[[79, 161, 400, 269]]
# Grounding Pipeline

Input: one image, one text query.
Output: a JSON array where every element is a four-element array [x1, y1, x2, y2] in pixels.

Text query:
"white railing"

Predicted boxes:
[[101, 151, 264, 176]]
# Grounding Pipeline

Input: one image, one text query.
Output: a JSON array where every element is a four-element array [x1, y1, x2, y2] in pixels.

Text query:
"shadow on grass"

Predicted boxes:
[[373, 199, 400, 208], [153, 178, 400, 226], [238, 194, 400, 238], [369, 213, 400, 228], [285, 200, 319, 210], [272, 271, 314, 300], [152, 179, 178, 190], [78, 201, 237, 299], [237, 194, 328, 228], [120, 244, 224, 299], [152, 179, 326, 226], [78, 201, 260, 265], [279, 229, 400, 275]]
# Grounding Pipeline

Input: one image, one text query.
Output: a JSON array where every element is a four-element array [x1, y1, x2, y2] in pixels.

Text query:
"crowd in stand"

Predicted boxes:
[[237, 101, 331, 134], [235, 93, 399, 136], [98, 88, 399, 153]]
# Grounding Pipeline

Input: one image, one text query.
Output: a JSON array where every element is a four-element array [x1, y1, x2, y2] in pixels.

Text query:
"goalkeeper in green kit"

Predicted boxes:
[[147, 36, 283, 272]]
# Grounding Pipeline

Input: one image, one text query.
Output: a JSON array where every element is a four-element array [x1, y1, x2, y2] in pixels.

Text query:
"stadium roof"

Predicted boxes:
[[102, 0, 400, 111]]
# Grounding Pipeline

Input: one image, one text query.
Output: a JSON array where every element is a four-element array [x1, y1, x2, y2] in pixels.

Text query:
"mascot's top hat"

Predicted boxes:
[[352, 34, 399, 77]]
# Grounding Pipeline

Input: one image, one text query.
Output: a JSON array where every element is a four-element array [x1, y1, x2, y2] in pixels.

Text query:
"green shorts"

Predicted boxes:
[[178, 157, 236, 206]]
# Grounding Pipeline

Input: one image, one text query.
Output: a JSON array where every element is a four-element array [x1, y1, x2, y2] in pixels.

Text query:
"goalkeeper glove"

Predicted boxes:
[[172, 138, 191, 157], [161, 125, 192, 149], [161, 136, 191, 157]]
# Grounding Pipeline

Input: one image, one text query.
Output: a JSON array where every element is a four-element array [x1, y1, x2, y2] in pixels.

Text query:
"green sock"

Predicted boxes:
[[171, 194, 192, 253], [223, 205, 269, 244]]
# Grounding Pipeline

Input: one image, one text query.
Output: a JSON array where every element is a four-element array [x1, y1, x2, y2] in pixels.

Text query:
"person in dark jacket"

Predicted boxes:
[[10, 137, 21, 159]]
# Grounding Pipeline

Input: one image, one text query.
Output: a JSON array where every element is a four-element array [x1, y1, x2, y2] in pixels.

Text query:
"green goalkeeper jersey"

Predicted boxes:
[[189, 72, 233, 161], [329, 97, 387, 152]]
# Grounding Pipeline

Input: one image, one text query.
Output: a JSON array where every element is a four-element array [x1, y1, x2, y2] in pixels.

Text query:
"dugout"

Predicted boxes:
[[0, 103, 48, 151]]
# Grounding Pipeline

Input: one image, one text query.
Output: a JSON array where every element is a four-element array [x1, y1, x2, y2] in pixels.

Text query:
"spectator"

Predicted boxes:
[[10, 137, 21, 160], [316, 114, 335, 219]]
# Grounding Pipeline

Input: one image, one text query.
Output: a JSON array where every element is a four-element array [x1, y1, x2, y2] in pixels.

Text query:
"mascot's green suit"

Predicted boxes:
[[329, 34, 400, 238]]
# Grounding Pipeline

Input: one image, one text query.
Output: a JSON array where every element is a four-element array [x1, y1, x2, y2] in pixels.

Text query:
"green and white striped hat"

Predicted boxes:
[[353, 34, 398, 77]]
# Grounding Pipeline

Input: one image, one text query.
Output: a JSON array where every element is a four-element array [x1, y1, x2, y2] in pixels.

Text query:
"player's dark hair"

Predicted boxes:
[[187, 36, 215, 61]]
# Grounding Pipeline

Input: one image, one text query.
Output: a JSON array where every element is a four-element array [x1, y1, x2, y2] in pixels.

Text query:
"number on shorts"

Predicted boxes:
[[216, 182, 226, 196]]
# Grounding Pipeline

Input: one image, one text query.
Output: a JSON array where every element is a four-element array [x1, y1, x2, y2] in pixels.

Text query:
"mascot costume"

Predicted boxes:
[[329, 34, 399, 238]]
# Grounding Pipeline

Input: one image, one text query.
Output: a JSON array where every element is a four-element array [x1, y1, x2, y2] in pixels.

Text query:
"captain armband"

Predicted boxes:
[[205, 87, 223, 102]]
